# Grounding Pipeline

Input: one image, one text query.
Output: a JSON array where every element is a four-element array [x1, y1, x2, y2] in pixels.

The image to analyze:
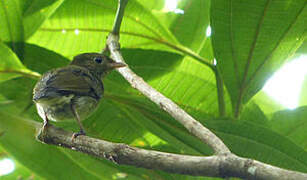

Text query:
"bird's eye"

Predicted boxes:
[[94, 57, 103, 64]]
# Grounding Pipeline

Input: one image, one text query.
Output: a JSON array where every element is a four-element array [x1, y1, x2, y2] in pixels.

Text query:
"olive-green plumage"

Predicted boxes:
[[33, 53, 125, 137]]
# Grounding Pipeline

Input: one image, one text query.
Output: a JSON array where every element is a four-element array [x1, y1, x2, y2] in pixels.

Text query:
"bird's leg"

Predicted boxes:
[[71, 103, 86, 140], [43, 112, 49, 129], [40, 112, 50, 141]]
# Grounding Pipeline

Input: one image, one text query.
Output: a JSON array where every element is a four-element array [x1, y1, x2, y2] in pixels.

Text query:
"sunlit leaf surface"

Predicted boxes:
[[211, 0, 306, 116]]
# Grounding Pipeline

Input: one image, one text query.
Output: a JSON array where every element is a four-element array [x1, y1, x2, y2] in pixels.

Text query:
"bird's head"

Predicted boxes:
[[71, 53, 126, 78]]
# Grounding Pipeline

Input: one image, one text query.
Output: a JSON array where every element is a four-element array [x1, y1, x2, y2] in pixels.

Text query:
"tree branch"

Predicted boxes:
[[37, 125, 307, 180], [105, 0, 230, 155]]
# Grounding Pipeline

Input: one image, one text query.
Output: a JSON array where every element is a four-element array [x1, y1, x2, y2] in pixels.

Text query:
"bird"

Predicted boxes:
[[33, 53, 126, 139]]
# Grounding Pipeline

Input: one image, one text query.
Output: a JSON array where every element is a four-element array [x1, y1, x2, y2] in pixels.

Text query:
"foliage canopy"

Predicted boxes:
[[0, 0, 306, 179]]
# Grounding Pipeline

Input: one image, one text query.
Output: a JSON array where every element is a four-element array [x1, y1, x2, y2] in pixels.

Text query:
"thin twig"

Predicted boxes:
[[111, 0, 128, 35]]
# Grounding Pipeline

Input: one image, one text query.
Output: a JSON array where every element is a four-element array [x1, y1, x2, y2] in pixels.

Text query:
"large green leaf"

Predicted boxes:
[[211, 0, 307, 117], [27, 0, 178, 58], [0, 42, 39, 83], [0, 0, 24, 55], [270, 106, 307, 150], [0, 0, 63, 57], [205, 120, 307, 173], [251, 91, 285, 118], [170, 0, 210, 51], [23, 0, 64, 39], [239, 101, 269, 127], [23, 43, 69, 73], [0, 146, 42, 180], [0, 112, 102, 180]]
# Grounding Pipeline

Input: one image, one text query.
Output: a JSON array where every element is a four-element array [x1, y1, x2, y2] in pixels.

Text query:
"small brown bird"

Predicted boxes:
[[33, 53, 126, 138]]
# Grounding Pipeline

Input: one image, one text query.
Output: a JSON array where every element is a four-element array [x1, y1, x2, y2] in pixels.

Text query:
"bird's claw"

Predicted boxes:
[[71, 130, 86, 141], [39, 118, 50, 143], [103, 152, 118, 164]]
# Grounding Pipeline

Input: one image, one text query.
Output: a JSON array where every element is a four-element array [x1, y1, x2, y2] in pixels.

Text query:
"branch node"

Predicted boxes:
[[107, 34, 120, 51]]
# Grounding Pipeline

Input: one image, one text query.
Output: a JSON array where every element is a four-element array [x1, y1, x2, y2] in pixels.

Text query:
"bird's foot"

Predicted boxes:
[[38, 120, 50, 143], [103, 152, 118, 164], [42, 120, 49, 131], [71, 130, 86, 141]]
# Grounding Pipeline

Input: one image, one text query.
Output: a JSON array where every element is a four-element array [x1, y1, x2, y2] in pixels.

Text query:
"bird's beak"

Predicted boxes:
[[108, 61, 126, 69]]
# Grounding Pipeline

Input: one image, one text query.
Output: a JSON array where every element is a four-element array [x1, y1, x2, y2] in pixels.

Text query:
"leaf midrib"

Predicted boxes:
[[229, 0, 239, 87], [246, 3, 307, 88], [0, 0, 14, 43], [235, 0, 271, 117], [38, 27, 213, 67], [213, 124, 307, 170], [58, 149, 103, 180], [85, 0, 177, 43]]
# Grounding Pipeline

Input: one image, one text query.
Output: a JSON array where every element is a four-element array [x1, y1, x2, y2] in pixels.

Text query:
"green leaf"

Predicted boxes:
[[270, 106, 307, 150], [170, 0, 210, 51], [168, 0, 215, 84], [27, 0, 178, 58], [135, 0, 164, 11], [23, 0, 65, 39], [205, 120, 307, 173], [23, 0, 58, 15], [23, 43, 69, 73], [0, 43, 40, 83], [299, 75, 307, 107], [211, 0, 307, 117], [296, 40, 307, 54], [0, 0, 24, 55], [0, 146, 42, 180], [0, 112, 102, 180], [121, 48, 182, 81], [251, 91, 285, 118], [239, 101, 269, 127]]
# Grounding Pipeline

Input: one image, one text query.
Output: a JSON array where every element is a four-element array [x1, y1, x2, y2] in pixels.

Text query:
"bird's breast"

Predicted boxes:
[[35, 95, 99, 122]]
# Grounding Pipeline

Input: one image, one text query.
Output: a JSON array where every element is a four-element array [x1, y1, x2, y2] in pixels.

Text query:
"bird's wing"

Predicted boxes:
[[34, 66, 103, 101]]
